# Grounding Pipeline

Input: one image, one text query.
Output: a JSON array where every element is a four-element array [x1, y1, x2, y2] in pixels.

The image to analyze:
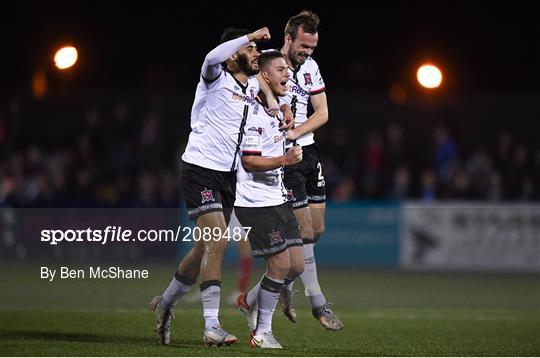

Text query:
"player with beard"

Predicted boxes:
[[278, 11, 344, 331], [149, 27, 293, 347]]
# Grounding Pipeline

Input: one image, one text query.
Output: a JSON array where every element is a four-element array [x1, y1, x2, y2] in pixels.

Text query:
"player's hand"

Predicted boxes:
[[285, 128, 299, 141], [264, 96, 280, 116], [284, 145, 302, 166], [248, 27, 271, 42], [279, 105, 295, 130]]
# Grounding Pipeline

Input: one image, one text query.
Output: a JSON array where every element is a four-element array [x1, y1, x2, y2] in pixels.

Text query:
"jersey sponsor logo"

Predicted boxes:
[[232, 92, 257, 105], [303, 72, 313, 85], [200, 189, 215, 203], [250, 88, 255, 99], [247, 126, 263, 135], [268, 230, 283, 245], [287, 84, 309, 97]]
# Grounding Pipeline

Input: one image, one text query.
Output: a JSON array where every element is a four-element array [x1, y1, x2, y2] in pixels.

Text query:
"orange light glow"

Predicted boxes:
[[54, 46, 78, 70], [417, 64, 442, 89]]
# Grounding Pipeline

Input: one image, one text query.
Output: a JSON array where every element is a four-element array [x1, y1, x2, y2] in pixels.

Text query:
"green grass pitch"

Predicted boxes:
[[0, 263, 538, 356]]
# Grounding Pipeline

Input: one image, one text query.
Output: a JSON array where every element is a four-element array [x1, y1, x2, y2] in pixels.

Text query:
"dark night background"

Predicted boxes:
[[1, 1, 539, 207], [2, 0, 539, 95]]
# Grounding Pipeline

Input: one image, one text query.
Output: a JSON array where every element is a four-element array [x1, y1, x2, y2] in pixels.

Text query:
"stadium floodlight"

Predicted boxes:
[[417, 64, 442, 89], [54, 46, 78, 70]]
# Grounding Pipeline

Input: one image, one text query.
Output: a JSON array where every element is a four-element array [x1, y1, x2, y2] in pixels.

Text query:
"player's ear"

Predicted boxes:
[[285, 33, 292, 44], [261, 70, 270, 82]]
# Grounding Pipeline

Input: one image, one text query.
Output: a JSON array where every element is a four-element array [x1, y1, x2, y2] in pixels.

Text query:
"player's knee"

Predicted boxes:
[[192, 242, 205, 258], [288, 260, 304, 279], [300, 226, 314, 240], [204, 239, 228, 257], [312, 223, 325, 239], [267, 255, 290, 278]]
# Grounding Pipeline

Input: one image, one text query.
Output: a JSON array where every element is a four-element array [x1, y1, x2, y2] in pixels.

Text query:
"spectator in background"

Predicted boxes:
[[331, 175, 356, 204], [495, 131, 513, 174], [0, 113, 7, 161], [520, 176, 535, 202], [361, 130, 384, 197], [466, 147, 493, 198], [534, 148, 540, 199], [386, 123, 406, 171], [486, 171, 504, 201], [434, 126, 457, 186], [447, 168, 473, 199], [389, 165, 410, 200], [133, 171, 158, 207], [139, 111, 162, 171], [507, 144, 529, 199], [419, 169, 437, 202]]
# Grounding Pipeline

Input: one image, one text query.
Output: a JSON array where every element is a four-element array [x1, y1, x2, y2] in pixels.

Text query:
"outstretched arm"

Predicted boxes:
[[202, 27, 271, 82], [201, 35, 249, 82]]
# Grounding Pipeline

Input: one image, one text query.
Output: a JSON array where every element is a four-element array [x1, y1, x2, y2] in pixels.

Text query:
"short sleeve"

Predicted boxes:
[[309, 60, 326, 95]]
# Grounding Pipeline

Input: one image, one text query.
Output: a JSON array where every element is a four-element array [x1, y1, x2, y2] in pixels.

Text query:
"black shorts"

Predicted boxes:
[[181, 161, 235, 223], [284, 143, 326, 210], [234, 203, 303, 259]]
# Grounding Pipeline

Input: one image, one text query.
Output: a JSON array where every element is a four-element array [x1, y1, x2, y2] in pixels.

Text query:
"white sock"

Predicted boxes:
[[246, 277, 262, 308], [255, 275, 284, 335], [161, 273, 193, 309], [300, 243, 327, 308], [201, 281, 221, 330], [284, 276, 295, 291]]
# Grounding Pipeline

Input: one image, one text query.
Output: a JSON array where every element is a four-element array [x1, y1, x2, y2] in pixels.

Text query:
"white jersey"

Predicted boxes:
[[182, 72, 260, 171], [235, 101, 288, 208], [282, 56, 326, 147]]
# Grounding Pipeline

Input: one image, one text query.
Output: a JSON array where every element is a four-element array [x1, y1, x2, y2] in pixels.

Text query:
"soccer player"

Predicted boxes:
[[149, 27, 291, 347], [278, 11, 344, 331], [233, 50, 305, 348]]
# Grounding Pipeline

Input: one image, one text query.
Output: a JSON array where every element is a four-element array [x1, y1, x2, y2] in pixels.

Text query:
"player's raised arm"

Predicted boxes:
[[202, 27, 271, 82], [285, 91, 328, 141]]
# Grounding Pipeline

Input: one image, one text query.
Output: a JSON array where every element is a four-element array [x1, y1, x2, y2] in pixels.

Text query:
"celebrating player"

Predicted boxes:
[[278, 11, 344, 331], [234, 50, 305, 348], [149, 27, 292, 347]]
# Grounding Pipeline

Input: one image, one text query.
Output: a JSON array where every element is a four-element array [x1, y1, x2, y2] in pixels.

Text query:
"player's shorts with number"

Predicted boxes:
[[284, 143, 326, 209]]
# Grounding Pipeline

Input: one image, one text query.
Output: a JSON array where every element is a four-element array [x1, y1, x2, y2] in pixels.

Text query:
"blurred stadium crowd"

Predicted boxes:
[[1, 97, 538, 208]]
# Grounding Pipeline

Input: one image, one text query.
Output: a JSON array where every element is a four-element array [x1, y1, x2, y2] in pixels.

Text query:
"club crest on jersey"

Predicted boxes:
[[270, 121, 276, 128], [287, 189, 296, 201], [250, 88, 255, 99], [268, 230, 283, 245], [201, 190, 215, 203], [303, 72, 313, 85]]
